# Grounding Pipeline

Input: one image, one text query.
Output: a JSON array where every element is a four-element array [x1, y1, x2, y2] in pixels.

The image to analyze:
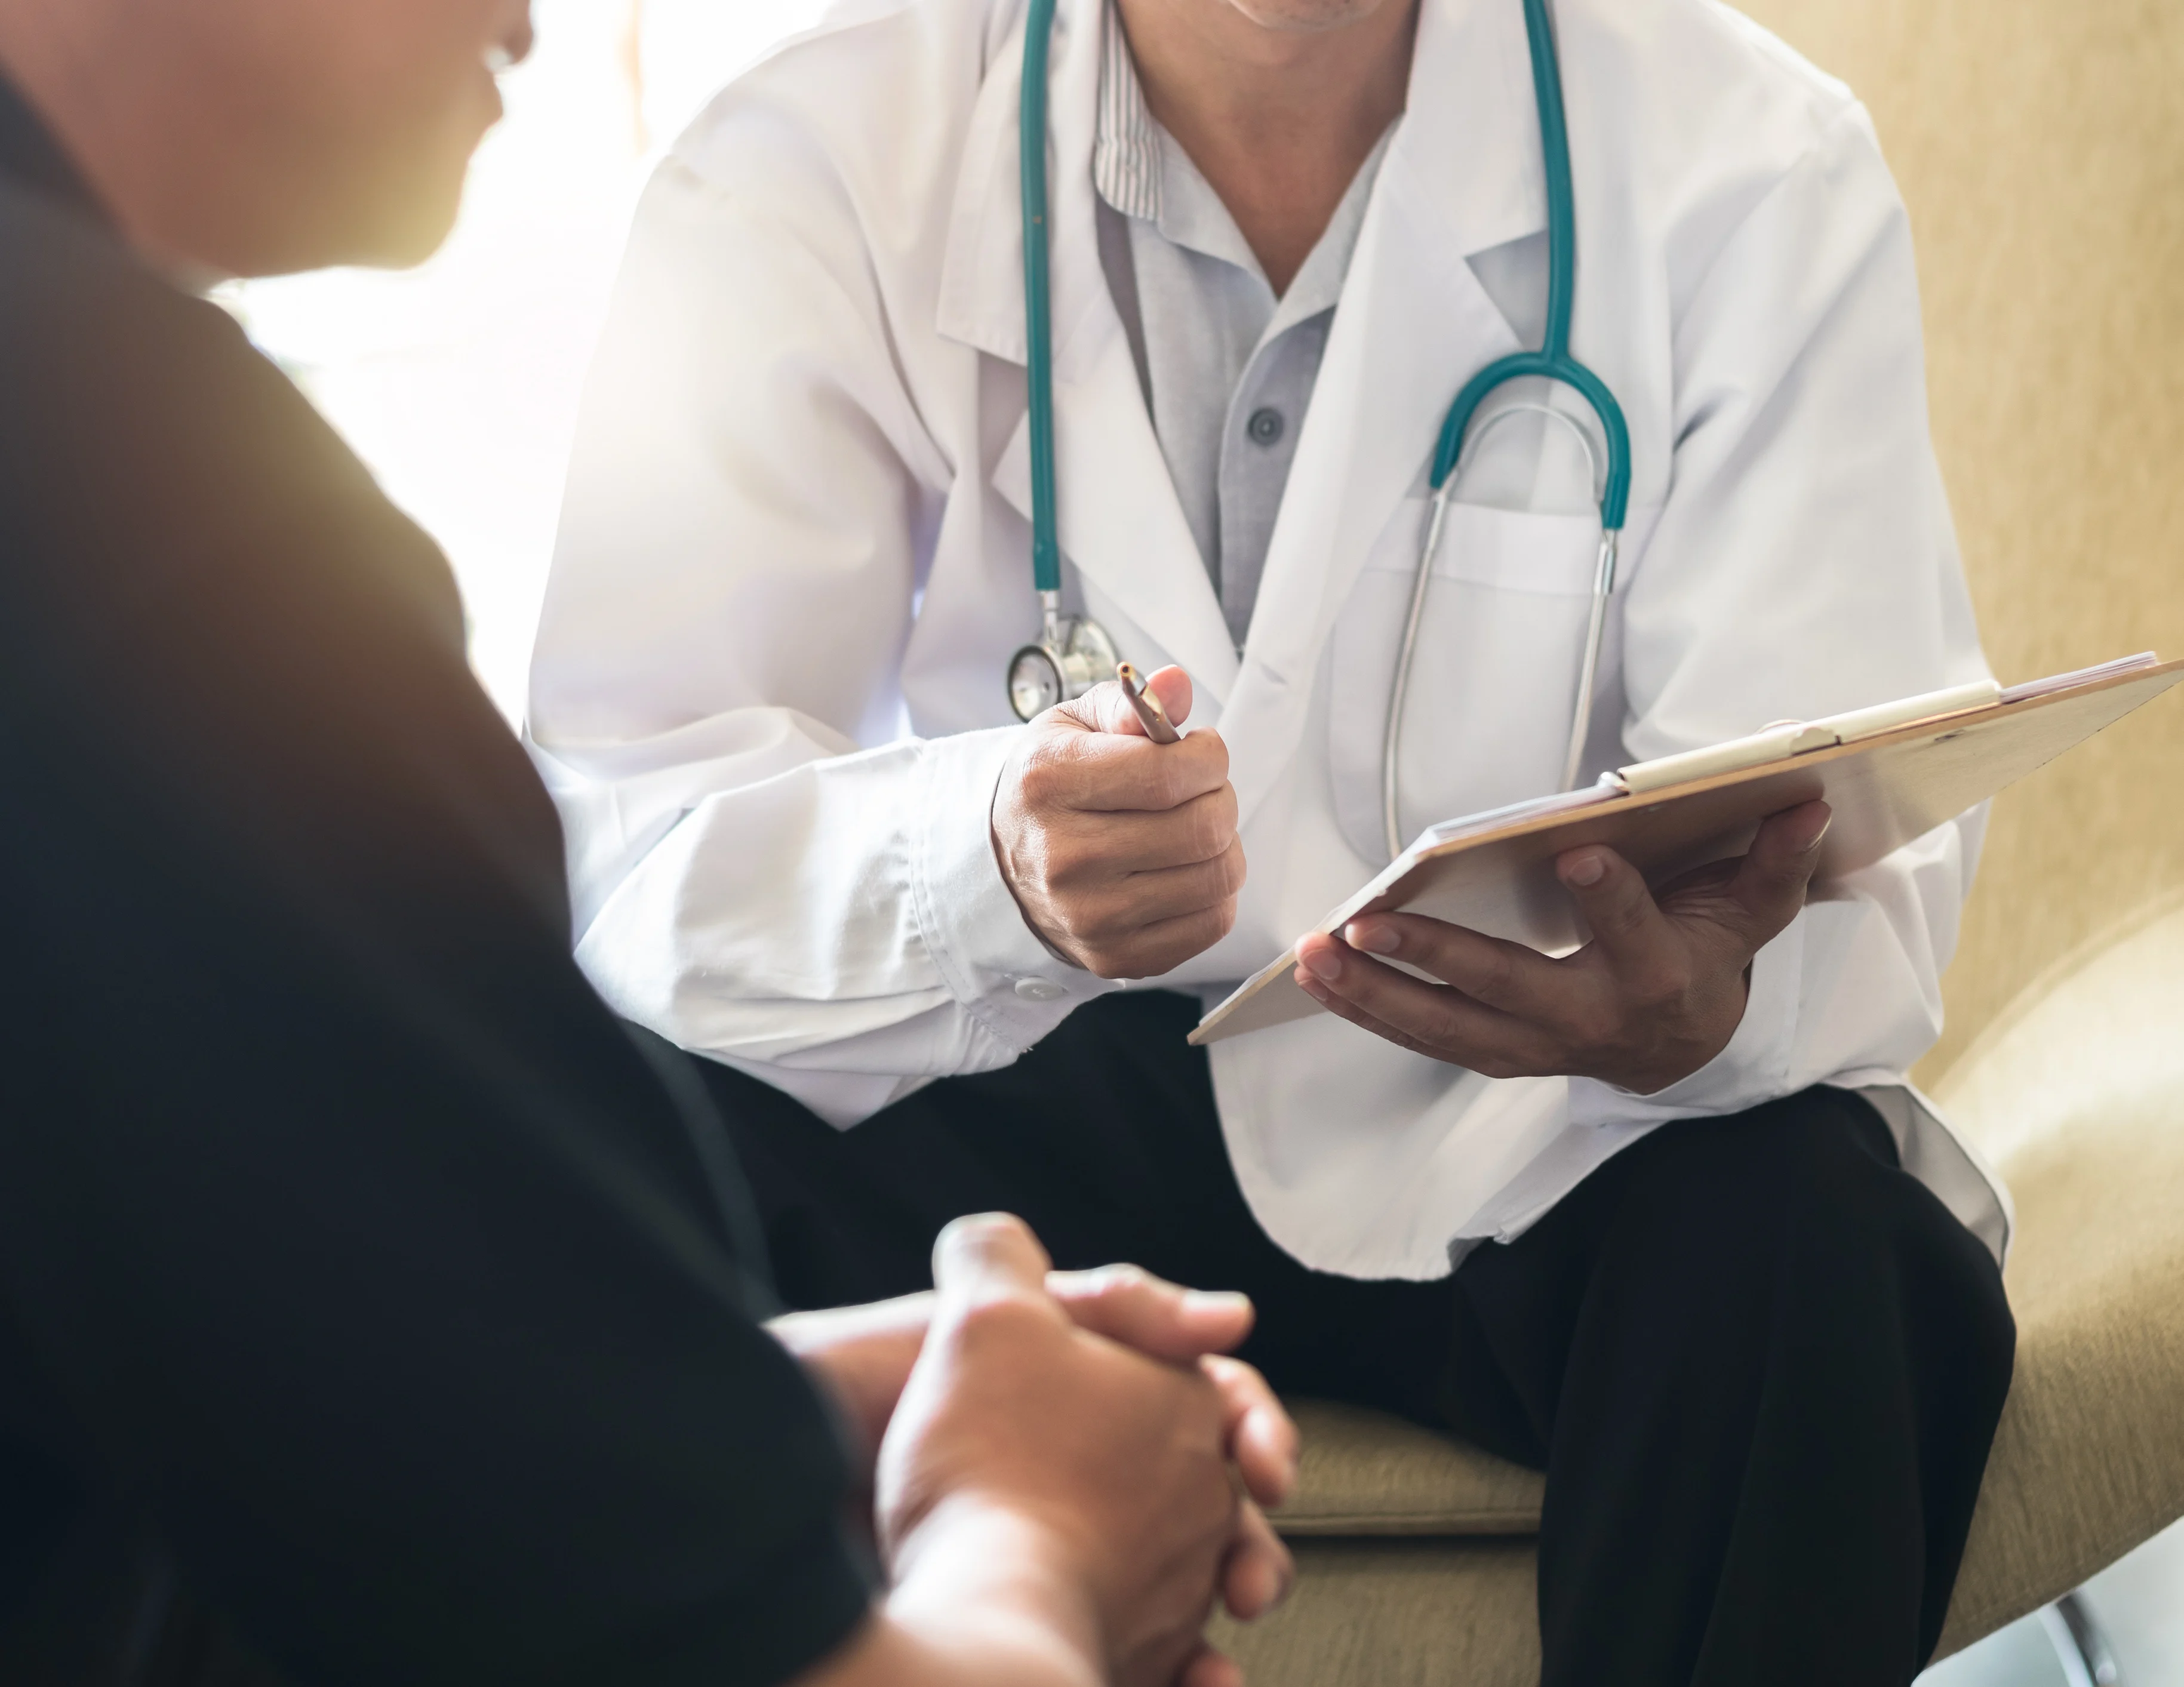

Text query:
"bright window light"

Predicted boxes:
[[223, 0, 821, 721]]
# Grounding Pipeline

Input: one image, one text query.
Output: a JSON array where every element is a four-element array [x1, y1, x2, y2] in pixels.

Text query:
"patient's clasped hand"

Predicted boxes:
[[789, 1217, 1296, 1687]]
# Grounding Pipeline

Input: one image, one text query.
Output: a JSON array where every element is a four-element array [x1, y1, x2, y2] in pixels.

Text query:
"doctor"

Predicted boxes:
[[534, 0, 2015, 1676]]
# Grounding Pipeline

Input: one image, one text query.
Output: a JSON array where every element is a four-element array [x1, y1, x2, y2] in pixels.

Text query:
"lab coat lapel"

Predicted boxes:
[[1225, 0, 1549, 825], [937, 0, 1241, 701]]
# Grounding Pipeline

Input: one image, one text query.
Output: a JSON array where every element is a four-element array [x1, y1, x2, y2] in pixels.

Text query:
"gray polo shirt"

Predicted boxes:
[[1092, 7, 1395, 651]]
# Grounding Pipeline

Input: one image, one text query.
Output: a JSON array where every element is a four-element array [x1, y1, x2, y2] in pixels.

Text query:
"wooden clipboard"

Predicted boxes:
[[1190, 655, 2184, 1047]]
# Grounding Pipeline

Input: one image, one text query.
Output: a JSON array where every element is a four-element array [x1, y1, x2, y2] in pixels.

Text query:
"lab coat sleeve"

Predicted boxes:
[[1568, 100, 1991, 1129], [529, 142, 1109, 1129]]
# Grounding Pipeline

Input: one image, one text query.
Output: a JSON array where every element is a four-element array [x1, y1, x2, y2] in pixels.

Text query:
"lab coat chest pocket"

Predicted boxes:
[[1328, 498, 1605, 861]]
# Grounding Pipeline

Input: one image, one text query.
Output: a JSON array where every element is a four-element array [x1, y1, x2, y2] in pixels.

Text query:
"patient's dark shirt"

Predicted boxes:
[[0, 76, 869, 1686]]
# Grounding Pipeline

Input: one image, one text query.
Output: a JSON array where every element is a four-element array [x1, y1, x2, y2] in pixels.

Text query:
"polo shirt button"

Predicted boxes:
[[1013, 977, 1068, 1002], [1246, 407, 1285, 447]]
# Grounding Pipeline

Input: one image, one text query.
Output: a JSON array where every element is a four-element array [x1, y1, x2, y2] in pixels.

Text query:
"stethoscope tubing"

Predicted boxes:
[[1020, 0, 1063, 602], [1382, 485, 1456, 861], [1382, 403, 1616, 858], [1382, 0, 1632, 856], [1431, 351, 1630, 524], [1018, 0, 1635, 861]]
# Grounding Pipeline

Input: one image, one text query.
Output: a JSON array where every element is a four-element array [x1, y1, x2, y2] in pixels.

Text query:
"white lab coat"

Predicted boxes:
[[531, 0, 2013, 1279]]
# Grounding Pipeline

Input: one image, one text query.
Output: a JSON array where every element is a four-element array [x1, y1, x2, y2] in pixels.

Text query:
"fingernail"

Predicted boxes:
[[1302, 946, 1342, 983], [1296, 974, 1331, 1003], [1182, 1289, 1251, 1318], [1800, 812, 1833, 851], [1344, 919, 1398, 956], [1563, 851, 1607, 888]]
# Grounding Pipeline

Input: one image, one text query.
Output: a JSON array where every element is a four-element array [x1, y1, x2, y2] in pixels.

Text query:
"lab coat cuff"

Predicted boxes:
[[1567, 912, 1805, 1126], [912, 726, 1119, 1051]]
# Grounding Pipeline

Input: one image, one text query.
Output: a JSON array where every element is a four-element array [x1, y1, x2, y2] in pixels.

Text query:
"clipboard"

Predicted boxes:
[[1190, 654, 2184, 1047]]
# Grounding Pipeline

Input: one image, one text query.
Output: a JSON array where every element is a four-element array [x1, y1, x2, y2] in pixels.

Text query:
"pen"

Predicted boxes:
[[1116, 662, 1182, 744]]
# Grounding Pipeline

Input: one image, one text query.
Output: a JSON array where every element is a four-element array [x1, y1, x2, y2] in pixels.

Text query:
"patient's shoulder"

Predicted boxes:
[[0, 176, 245, 407]]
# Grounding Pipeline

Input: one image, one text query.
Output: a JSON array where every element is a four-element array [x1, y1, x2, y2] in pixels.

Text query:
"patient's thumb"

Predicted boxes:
[[931, 1212, 1053, 1307]]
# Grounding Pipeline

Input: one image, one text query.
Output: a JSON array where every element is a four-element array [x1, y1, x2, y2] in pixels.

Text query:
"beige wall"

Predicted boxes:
[[1730, 0, 2184, 1080]]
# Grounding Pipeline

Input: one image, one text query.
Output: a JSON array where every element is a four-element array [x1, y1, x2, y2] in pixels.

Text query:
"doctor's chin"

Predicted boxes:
[[3, 0, 2180, 1683]]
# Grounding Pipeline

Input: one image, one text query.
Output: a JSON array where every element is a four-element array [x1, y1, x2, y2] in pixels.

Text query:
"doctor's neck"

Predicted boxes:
[[1115, 0, 1417, 295]]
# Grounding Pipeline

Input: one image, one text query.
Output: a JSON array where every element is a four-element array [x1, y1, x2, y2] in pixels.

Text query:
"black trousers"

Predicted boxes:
[[705, 991, 2016, 1687]]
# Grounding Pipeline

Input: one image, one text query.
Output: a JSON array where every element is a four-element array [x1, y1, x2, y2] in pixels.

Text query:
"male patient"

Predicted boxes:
[[0, 2, 1295, 1683]]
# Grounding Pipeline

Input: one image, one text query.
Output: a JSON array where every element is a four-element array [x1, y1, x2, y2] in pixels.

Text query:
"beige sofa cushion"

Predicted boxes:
[[1928, 892, 2184, 1653], [1275, 1401, 1543, 1538], [1217, 1539, 1545, 1687]]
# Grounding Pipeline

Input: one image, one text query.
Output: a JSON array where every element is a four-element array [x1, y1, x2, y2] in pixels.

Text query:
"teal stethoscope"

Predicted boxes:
[[1005, 0, 1632, 860]]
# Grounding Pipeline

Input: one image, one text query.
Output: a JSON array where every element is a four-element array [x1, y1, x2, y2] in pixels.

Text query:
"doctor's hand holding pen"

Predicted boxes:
[[1293, 799, 1835, 1095], [992, 664, 1245, 980]]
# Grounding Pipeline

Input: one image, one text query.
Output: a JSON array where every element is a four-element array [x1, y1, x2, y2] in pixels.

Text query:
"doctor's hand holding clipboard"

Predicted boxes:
[[1292, 798, 1834, 1096], [991, 666, 1245, 981]]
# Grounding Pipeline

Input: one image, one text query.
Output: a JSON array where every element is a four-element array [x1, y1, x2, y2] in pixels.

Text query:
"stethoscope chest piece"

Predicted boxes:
[[1007, 610, 1121, 721]]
